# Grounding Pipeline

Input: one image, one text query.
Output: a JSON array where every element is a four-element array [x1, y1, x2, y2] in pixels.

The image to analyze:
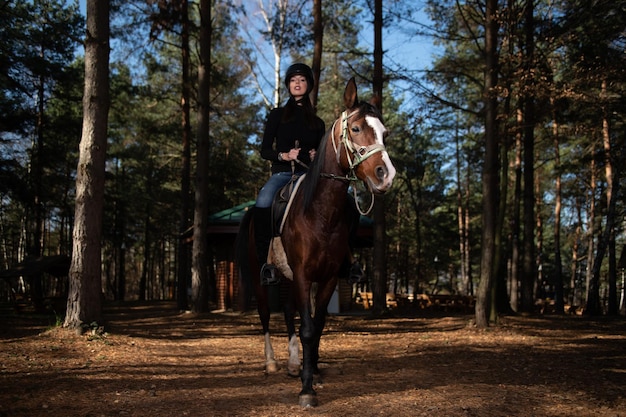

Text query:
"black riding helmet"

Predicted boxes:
[[284, 63, 314, 95]]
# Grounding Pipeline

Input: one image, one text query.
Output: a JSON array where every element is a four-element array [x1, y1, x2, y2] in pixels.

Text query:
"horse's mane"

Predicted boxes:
[[301, 128, 328, 212], [301, 101, 382, 212]]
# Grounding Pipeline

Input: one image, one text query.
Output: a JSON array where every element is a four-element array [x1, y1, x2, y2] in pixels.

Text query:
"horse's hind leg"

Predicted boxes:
[[263, 331, 278, 373], [284, 296, 300, 377], [257, 290, 278, 373]]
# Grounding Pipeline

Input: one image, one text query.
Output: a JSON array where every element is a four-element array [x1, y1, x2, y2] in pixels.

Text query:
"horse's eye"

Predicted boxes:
[[351, 126, 361, 133]]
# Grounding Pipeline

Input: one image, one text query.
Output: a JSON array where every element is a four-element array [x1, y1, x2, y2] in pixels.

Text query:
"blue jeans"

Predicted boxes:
[[256, 172, 301, 208]]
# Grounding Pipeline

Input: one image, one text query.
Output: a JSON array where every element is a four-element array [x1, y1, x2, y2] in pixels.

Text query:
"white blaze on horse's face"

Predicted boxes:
[[365, 115, 396, 192]]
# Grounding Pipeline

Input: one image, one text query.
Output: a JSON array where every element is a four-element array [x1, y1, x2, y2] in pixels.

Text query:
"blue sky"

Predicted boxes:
[[77, 0, 435, 68], [77, 0, 436, 111]]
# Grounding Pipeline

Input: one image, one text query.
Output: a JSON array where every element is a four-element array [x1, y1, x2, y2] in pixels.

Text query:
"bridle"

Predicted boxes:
[[323, 108, 388, 215]]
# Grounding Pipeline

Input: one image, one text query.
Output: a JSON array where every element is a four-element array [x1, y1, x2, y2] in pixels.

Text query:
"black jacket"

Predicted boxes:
[[261, 102, 325, 174]]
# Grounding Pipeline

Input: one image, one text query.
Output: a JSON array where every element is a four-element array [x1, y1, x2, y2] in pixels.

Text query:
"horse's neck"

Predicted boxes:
[[313, 150, 350, 218], [307, 181, 349, 229]]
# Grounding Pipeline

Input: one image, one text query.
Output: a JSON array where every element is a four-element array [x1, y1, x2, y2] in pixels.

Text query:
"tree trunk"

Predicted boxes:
[[455, 122, 468, 295], [64, 0, 109, 330], [371, 0, 388, 314], [531, 168, 545, 300], [475, 0, 499, 328], [177, 0, 191, 311], [492, 125, 510, 320], [191, 0, 211, 313], [585, 152, 596, 310], [601, 79, 617, 315], [569, 200, 582, 307], [587, 105, 623, 316], [520, 0, 536, 313], [464, 164, 472, 296], [311, 0, 322, 109], [552, 113, 564, 313], [509, 108, 522, 312], [29, 64, 47, 313], [587, 166, 620, 315]]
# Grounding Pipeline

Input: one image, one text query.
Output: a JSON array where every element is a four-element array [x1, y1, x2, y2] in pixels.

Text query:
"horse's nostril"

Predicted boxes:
[[376, 166, 387, 180]]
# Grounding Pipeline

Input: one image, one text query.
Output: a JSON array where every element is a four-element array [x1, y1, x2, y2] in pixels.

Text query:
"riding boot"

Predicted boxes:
[[254, 206, 280, 286]]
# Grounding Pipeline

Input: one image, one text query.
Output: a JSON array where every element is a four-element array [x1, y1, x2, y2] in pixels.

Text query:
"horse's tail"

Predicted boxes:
[[235, 206, 255, 311]]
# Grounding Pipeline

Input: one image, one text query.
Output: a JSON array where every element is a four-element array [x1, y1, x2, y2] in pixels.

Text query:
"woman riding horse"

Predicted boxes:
[[237, 76, 396, 407], [254, 63, 363, 285], [254, 63, 325, 285]]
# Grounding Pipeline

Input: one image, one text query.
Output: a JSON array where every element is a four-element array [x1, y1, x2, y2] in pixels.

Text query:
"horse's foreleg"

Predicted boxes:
[[310, 280, 335, 379], [298, 312, 318, 407], [311, 311, 327, 376], [294, 277, 319, 407]]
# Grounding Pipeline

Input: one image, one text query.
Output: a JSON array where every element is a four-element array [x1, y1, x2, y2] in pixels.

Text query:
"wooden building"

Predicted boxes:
[[207, 201, 373, 312]]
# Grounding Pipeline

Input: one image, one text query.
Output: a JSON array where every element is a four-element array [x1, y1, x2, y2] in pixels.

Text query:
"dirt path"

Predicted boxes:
[[1, 302, 625, 416]]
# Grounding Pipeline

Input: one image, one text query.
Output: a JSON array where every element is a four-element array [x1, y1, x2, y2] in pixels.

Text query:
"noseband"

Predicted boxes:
[[325, 109, 388, 215]]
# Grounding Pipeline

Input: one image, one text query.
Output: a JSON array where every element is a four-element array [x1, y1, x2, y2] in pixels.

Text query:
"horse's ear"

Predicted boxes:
[[370, 94, 382, 110], [343, 77, 358, 109]]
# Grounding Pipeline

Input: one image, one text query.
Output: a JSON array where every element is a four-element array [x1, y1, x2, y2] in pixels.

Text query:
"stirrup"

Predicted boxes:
[[260, 263, 280, 286], [347, 261, 365, 284]]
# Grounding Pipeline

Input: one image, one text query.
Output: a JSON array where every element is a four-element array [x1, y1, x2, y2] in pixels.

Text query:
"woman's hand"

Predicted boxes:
[[281, 147, 301, 161], [309, 149, 316, 161]]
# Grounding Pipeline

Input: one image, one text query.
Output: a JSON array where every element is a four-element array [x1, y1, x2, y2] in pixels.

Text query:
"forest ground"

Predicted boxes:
[[1, 301, 625, 417]]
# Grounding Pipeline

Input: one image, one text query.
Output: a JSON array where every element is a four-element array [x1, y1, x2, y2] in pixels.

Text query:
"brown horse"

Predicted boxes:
[[236, 77, 396, 407]]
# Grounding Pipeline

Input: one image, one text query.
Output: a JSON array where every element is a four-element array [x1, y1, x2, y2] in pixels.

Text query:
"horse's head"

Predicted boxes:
[[332, 78, 396, 194]]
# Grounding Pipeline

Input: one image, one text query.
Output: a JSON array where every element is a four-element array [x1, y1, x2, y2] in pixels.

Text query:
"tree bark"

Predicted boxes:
[[587, 166, 620, 315], [311, 0, 322, 109], [64, 0, 109, 330], [569, 200, 582, 307], [475, 0, 499, 328], [455, 121, 468, 295], [177, 0, 191, 311], [371, 0, 388, 314], [552, 112, 564, 313], [520, 0, 536, 313], [492, 124, 510, 320], [191, 0, 211, 313], [587, 104, 622, 316], [584, 151, 596, 309], [509, 108, 522, 312], [601, 79, 617, 315]]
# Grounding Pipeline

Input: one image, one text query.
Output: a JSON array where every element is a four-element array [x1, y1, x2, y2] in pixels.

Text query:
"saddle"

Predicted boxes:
[[270, 174, 306, 236], [267, 174, 306, 281]]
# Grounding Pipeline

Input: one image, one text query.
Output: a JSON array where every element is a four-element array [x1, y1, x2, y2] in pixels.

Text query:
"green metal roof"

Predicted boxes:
[[208, 200, 373, 227], [208, 201, 255, 224]]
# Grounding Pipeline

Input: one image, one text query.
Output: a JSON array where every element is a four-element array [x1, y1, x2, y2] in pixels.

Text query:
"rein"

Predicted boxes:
[[323, 109, 387, 215]]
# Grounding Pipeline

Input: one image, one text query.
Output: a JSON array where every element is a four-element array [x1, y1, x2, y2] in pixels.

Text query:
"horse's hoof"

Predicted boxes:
[[298, 393, 318, 408], [266, 360, 279, 373], [287, 363, 301, 377]]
